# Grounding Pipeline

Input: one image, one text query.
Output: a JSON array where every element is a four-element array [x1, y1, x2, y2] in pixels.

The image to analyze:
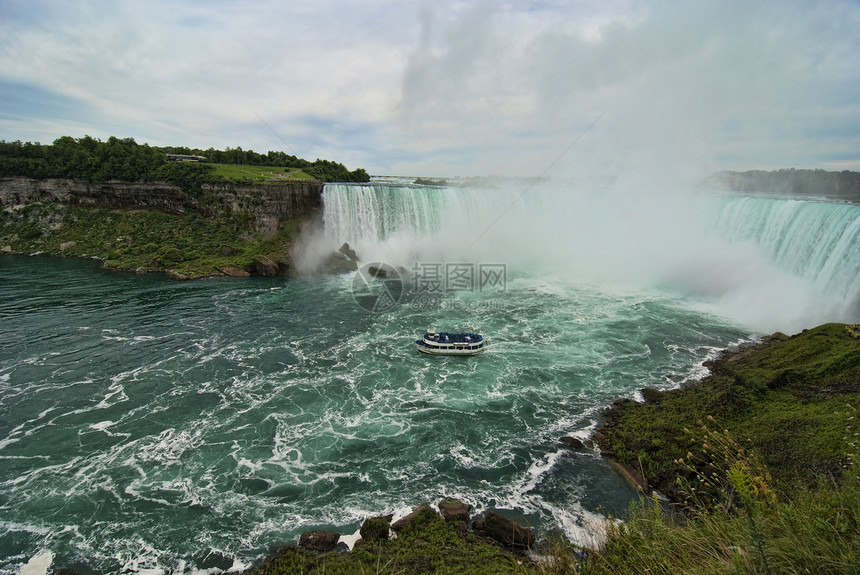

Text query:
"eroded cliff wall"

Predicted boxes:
[[0, 177, 323, 236]]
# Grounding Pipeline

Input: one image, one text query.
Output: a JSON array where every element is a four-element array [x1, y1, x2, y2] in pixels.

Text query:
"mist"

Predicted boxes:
[[294, 0, 860, 335], [311, 176, 859, 335]]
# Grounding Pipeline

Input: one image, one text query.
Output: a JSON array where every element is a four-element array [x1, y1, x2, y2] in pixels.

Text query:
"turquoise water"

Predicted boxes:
[[2, 181, 858, 574]]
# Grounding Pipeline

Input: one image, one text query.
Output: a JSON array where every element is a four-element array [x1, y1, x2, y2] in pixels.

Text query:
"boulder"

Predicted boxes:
[[317, 251, 358, 274], [640, 388, 663, 404], [360, 514, 393, 542], [560, 436, 584, 449], [298, 530, 340, 552], [392, 504, 437, 532], [218, 266, 250, 277], [438, 499, 471, 523], [338, 242, 359, 262], [1, 245, 11, 254], [59, 241, 76, 252], [475, 512, 535, 549], [248, 256, 280, 277]]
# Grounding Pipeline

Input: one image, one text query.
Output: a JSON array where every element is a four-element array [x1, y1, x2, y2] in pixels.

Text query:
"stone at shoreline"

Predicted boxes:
[[1, 245, 11, 253], [438, 499, 472, 523], [474, 512, 535, 550], [59, 240, 76, 252], [640, 387, 663, 403], [392, 504, 436, 532], [560, 436, 585, 449], [247, 256, 281, 277], [218, 266, 251, 277], [298, 530, 340, 552]]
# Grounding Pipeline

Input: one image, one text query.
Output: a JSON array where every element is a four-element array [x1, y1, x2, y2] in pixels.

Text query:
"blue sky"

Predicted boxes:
[[1, 0, 859, 178]]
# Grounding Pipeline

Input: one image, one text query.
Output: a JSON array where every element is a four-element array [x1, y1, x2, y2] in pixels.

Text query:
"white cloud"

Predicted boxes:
[[1, 0, 858, 176]]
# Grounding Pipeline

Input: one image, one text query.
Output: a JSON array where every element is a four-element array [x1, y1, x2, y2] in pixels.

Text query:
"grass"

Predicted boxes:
[[210, 163, 316, 183], [600, 324, 860, 493]]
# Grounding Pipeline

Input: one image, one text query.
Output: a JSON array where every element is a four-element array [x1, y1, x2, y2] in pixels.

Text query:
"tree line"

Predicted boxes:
[[705, 168, 860, 202], [0, 136, 370, 184]]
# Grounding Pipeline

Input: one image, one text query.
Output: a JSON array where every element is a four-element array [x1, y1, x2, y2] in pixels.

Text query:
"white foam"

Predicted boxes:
[[18, 549, 53, 575], [338, 527, 362, 550]]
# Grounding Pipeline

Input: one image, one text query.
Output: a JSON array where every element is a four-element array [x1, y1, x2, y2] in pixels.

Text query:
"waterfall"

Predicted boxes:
[[321, 180, 860, 329], [708, 196, 860, 303]]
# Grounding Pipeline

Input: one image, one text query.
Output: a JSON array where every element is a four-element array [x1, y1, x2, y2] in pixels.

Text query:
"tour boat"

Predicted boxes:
[[415, 329, 487, 356]]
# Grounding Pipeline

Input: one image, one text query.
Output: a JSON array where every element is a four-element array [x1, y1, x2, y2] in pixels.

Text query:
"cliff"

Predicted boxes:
[[0, 177, 324, 277], [0, 176, 323, 237]]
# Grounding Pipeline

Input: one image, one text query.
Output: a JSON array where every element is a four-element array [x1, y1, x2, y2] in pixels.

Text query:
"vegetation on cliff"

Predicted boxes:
[[0, 136, 370, 183], [0, 202, 300, 278], [0, 134, 369, 276], [579, 323, 860, 574], [595, 323, 859, 497]]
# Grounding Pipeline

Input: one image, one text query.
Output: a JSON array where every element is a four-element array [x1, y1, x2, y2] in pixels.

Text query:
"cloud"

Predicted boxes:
[[0, 0, 858, 176], [392, 0, 860, 177]]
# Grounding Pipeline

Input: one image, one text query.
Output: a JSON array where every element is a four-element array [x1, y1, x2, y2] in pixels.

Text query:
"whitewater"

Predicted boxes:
[[1, 178, 858, 574]]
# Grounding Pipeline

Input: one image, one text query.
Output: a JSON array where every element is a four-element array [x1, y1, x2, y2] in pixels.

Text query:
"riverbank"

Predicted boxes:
[[591, 323, 859, 502]]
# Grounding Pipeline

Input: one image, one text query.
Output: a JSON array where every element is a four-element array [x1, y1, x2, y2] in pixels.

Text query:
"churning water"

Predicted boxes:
[[1, 178, 858, 574]]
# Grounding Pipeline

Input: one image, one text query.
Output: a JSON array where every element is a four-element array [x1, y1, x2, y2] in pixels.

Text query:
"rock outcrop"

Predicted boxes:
[[298, 530, 340, 552], [474, 511, 536, 550], [0, 177, 323, 237]]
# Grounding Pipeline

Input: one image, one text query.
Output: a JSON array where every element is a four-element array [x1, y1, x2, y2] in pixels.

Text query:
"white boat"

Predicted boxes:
[[415, 329, 487, 356]]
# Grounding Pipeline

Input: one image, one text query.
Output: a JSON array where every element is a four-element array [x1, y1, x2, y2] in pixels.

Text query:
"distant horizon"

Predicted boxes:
[[4, 134, 858, 183]]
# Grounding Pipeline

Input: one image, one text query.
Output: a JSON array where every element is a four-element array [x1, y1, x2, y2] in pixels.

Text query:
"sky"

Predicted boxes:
[[1, 0, 859, 178]]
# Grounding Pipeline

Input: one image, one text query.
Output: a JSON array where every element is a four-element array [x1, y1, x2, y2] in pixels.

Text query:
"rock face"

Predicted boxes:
[[438, 499, 471, 523], [391, 504, 436, 532], [0, 177, 323, 237], [298, 530, 340, 552], [202, 181, 323, 237], [474, 512, 535, 550]]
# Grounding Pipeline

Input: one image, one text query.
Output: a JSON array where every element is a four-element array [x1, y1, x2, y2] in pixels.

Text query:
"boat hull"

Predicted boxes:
[[415, 340, 487, 356]]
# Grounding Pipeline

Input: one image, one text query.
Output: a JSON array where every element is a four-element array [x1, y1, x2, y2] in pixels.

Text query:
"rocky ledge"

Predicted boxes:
[[246, 499, 536, 575], [587, 323, 860, 504]]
